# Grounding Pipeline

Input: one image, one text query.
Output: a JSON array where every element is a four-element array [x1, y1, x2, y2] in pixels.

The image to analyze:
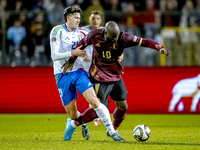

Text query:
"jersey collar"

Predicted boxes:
[[62, 24, 79, 33]]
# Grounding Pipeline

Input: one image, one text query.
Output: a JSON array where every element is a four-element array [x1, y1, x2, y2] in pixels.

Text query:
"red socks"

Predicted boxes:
[[74, 108, 98, 126], [112, 108, 126, 130], [74, 107, 126, 130]]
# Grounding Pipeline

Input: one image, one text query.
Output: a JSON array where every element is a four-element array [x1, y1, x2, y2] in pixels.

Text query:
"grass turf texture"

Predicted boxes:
[[0, 114, 200, 150]]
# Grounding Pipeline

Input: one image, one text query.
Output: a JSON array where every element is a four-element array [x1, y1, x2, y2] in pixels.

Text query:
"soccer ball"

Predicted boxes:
[[133, 124, 151, 142]]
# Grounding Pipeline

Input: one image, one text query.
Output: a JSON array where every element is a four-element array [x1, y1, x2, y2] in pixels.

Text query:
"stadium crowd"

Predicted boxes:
[[0, 0, 200, 67]]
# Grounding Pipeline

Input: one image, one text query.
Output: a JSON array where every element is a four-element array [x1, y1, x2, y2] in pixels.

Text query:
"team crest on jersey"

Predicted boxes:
[[77, 34, 84, 41], [95, 43, 100, 47], [52, 37, 56, 42]]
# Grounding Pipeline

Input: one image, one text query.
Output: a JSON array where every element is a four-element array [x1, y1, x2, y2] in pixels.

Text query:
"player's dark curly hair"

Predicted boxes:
[[63, 6, 82, 22]]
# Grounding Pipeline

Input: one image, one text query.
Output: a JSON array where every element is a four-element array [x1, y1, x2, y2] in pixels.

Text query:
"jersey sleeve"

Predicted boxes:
[[50, 27, 72, 61], [140, 38, 164, 51], [122, 32, 164, 51]]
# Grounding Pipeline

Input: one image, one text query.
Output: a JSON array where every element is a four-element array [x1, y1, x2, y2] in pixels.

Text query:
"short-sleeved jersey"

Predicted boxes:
[[50, 24, 86, 75], [82, 25, 104, 32], [81, 25, 103, 72], [77, 28, 164, 82]]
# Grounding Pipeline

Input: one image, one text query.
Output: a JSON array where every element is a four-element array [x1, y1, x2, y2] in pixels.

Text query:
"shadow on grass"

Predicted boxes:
[[150, 125, 200, 127], [70, 139, 200, 146], [125, 141, 200, 146], [2, 138, 200, 147]]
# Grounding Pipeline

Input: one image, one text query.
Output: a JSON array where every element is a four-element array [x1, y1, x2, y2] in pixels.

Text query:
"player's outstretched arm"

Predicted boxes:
[[123, 32, 170, 56], [159, 48, 170, 56]]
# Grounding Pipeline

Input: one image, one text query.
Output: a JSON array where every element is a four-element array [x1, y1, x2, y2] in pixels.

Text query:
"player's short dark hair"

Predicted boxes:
[[63, 6, 82, 22], [90, 10, 102, 17]]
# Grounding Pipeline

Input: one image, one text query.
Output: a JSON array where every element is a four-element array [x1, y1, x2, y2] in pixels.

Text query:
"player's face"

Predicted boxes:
[[67, 13, 80, 30], [89, 14, 101, 29], [105, 31, 120, 43]]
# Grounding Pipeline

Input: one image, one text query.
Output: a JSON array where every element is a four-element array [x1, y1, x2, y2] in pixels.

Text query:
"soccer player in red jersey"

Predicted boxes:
[[64, 21, 169, 138], [52, 7, 125, 142]]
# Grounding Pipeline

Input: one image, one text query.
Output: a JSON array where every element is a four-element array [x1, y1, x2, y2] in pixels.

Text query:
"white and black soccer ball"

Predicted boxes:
[[133, 124, 151, 142]]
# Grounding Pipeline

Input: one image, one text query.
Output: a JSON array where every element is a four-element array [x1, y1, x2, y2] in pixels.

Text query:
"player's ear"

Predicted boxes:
[[104, 32, 108, 38], [89, 16, 91, 23], [67, 15, 70, 21], [104, 30, 107, 35]]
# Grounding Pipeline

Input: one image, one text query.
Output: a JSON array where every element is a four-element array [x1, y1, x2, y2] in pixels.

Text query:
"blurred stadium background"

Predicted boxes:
[[0, 0, 200, 114]]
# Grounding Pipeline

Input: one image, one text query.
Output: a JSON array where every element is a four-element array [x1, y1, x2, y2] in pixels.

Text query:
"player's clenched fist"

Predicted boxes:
[[159, 48, 170, 56]]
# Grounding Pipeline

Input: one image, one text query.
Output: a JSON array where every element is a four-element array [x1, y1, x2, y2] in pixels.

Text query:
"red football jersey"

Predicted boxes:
[[77, 28, 164, 82]]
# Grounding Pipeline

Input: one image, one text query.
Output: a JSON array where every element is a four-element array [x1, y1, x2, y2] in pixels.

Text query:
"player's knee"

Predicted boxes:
[[67, 111, 77, 120], [117, 101, 128, 111], [89, 101, 99, 109], [83, 87, 99, 108], [70, 114, 77, 120], [88, 98, 100, 109], [85, 92, 100, 109]]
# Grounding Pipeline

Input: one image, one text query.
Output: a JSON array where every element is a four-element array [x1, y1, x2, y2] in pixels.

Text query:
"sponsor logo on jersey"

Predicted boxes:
[[65, 37, 70, 40], [95, 43, 100, 47], [88, 82, 92, 86], [52, 37, 56, 42], [133, 36, 137, 42]]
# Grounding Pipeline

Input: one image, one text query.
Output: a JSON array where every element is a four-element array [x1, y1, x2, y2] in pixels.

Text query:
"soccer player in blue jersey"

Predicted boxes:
[[49, 6, 125, 142]]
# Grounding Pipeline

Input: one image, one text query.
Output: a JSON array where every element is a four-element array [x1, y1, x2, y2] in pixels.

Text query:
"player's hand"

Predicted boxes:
[[71, 45, 86, 57], [159, 48, 169, 56], [118, 53, 124, 63], [82, 55, 91, 62]]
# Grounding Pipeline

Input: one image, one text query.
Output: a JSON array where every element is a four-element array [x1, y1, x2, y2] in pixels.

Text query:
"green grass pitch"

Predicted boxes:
[[0, 114, 200, 150]]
